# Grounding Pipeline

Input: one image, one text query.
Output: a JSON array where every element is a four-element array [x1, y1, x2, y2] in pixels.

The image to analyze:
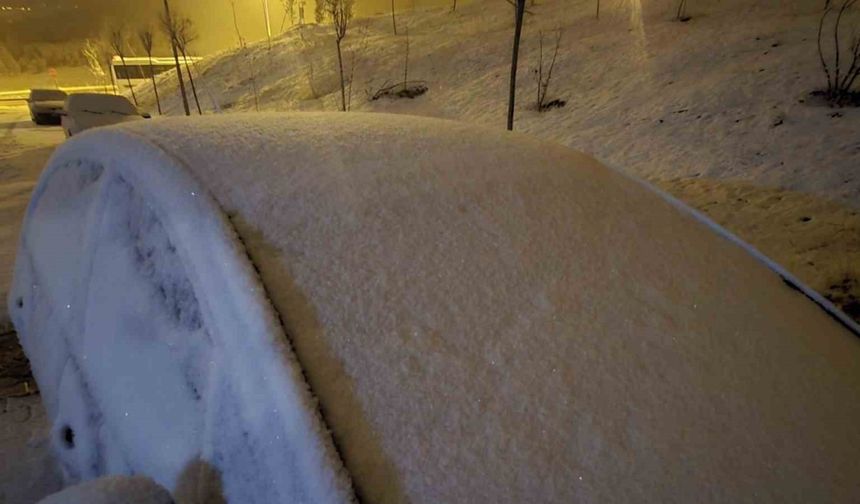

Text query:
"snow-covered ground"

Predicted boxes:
[[0, 104, 64, 503], [0, 394, 62, 503], [137, 0, 860, 318], [0, 105, 64, 331]]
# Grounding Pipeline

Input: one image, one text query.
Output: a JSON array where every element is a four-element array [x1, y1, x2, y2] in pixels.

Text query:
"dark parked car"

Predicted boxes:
[[27, 89, 67, 125]]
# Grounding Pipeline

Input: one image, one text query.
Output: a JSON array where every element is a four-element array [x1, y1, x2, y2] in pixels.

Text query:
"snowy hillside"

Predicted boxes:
[[134, 0, 860, 320]]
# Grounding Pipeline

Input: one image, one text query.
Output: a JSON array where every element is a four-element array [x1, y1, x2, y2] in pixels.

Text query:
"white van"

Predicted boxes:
[[111, 56, 202, 92]]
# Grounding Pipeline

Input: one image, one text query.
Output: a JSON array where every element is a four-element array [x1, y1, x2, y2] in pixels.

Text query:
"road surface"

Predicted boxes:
[[0, 104, 64, 504], [0, 104, 64, 330]]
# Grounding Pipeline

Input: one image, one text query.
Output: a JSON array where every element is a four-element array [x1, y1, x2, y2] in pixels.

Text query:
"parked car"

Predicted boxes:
[[61, 93, 150, 138], [10, 114, 860, 503], [27, 89, 67, 125]]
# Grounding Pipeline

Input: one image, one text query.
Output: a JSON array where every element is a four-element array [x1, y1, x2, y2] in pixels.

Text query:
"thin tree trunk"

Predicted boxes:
[[249, 60, 260, 111], [596, 0, 600, 19], [147, 52, 162, 114], [843, 68, 860, 92], [818, 7, 833, 93], [336, 38, 346, 111], [833, 0, 854, 91], [391, 0, 398, 34], [241, 46, 260, 111], [164, 0, 191, 116], [537, 32, 543, 108], [119, 54, 139, 105], [170, 36, 191, 115], [346, 51, 355, 111], [180, 45, 202, 114], [231, 0, 246, 48], [403, 25, 409, 89], [507, 0, 526, 131]]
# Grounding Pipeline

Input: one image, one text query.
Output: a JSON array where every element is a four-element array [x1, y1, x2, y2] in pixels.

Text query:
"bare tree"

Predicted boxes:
[[110, 28, 139, 106], [227, 0, 259, 111], [316, 0, 354, 111], [818, 0, 860, 104], [502, 0, 534, 16], [534, 29, 563, 111], [176, 17, 203, 115], [247, 54, 261, 111], [82, 39, 109, 93], [391, 0, 398, 35], [451, 0, 457, 12], [366, 20, 427, 103], [507, 0, 526, 130], [596, 0, 600, 19], [138, 29, 162, 115], [280, 0, 297, 31], [230, 0, 246, 48], [346, 22, 369, 111], [94, 35, 118, 94], [161, 0, 191, 116]]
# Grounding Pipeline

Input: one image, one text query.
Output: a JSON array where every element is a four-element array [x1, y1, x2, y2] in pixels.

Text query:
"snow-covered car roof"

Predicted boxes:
[[10, 113, 860, 503], [62, 93, 145, 136], [64, 93, 139, 116], [29, 89, 67, 102]]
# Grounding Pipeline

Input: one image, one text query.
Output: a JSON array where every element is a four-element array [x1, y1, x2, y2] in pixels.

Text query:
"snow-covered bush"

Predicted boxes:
[[532, 29, 565, 111], [367, 24, 428, 102], [816, 0, 860, 105]]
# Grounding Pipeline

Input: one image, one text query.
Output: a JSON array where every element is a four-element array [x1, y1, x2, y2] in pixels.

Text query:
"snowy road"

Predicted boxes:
[[0, 105, 63, 504], [0, 105, 63, 330], [0, 394, 62, 503]]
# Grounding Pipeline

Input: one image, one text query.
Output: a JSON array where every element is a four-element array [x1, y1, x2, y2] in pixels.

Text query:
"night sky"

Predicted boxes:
[[2, 0, 444, 55]]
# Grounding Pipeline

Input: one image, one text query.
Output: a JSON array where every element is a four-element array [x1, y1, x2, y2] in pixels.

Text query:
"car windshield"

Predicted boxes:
[[30, 89, 67, 101]]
